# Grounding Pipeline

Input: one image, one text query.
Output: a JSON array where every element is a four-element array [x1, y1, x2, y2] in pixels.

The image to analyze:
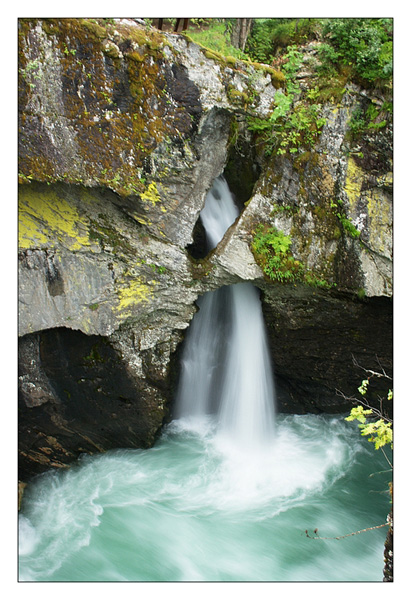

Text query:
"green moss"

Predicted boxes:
[[80, 19, 107, 40], [247, 61, 286, 88], [18, 18, 190, 197], [204, 49, 224, 62], [293, 151, 313, 172], [226, 56, 237, 66], [227, 86, 250, 107], [119, 23, 166, 51], [128, 50, 145, 62]]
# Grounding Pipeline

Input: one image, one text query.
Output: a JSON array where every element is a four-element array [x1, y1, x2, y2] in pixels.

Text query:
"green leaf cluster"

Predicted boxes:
[[345, 405, 373, 423], [345, 384, 393, 450]]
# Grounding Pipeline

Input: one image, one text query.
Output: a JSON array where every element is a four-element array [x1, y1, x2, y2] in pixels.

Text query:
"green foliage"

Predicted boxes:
[[251, 224, 332, 288], [187, 19, 248, 60], [319, 18, 393, 84], [244, 19, 278, 63], [347, 106, 368, 136], [188, 18, 392, 91], [347, 99, 391, 141], [248, 46, 326, 156], [251, 224, 304, 283], [281, 45, 303, 84], [345, 380, 393, 450], [248, 93, 326, 156], [278, 102, 326, 155], [346, 404, 373, 423], [246, 18, 322, 63]]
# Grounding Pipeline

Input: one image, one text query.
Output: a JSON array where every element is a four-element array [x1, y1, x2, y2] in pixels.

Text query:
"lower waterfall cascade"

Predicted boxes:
[[175, 176, 276, 449], [18, 177, 391, 582]]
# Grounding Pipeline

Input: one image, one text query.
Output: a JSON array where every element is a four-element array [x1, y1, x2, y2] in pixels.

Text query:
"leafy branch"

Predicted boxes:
[[336, 356, 392, 452]]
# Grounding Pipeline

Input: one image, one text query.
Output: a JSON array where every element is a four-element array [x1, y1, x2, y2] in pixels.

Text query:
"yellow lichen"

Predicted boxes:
[[115, 276, 152, 317], [365, 188, 392, 255], [376, 172, 393, 188], [344, 158, 392, 255], [140, 182, 161, 206], [19, 186, 91, 250], [132, 214, 152, 226], [344, 157, 364, 208]]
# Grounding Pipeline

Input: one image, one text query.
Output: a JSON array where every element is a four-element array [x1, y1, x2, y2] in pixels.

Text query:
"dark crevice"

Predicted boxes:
[[186, 215, 207, 259]]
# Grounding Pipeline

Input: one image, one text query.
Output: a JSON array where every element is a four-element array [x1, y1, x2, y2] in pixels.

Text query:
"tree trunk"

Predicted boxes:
[[230, 18, 253, 51], [383, 510, 393, 581]]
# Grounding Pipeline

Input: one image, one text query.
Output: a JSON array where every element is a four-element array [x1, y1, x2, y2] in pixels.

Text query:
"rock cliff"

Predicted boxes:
[[18, 18, 392, 480]]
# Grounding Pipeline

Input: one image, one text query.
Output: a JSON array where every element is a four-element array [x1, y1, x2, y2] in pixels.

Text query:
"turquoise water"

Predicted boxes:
[[18, 413, 391, 582]]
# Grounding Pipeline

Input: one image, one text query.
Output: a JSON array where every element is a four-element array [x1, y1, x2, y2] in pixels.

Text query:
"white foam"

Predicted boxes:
[[18, 516, 39, 556]]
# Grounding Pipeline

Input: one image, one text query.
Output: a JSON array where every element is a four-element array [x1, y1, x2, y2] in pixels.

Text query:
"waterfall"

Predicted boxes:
[[175, 176, 276, 448], [18, 182, 388, 583]]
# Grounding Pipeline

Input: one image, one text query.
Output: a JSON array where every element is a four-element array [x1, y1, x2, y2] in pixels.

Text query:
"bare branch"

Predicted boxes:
[[379, 446, 393, 469], [304, 522, 389, 540], [351, 355, 392, 380]]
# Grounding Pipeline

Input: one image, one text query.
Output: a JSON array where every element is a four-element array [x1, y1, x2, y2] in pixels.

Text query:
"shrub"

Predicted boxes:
[[246, 18, 322, 63], [320, 18, 393, 84]]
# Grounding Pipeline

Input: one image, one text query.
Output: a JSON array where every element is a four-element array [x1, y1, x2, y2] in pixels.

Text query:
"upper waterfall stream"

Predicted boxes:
[[18, 177, 391, 582]]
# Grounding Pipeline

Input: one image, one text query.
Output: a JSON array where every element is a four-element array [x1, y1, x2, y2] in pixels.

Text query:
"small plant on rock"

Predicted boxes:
[[251, 224, 305, 283]]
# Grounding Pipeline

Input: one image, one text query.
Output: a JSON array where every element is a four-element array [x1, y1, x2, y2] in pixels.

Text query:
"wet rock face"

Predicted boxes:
[[259, 286, 393, 414], [18, 328, 178, 481], [18, 182, 200, 338]]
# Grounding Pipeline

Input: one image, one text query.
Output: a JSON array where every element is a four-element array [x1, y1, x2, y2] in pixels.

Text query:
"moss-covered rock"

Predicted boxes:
[[18, 19, 197, 192], [244, 83, 392, 297]]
